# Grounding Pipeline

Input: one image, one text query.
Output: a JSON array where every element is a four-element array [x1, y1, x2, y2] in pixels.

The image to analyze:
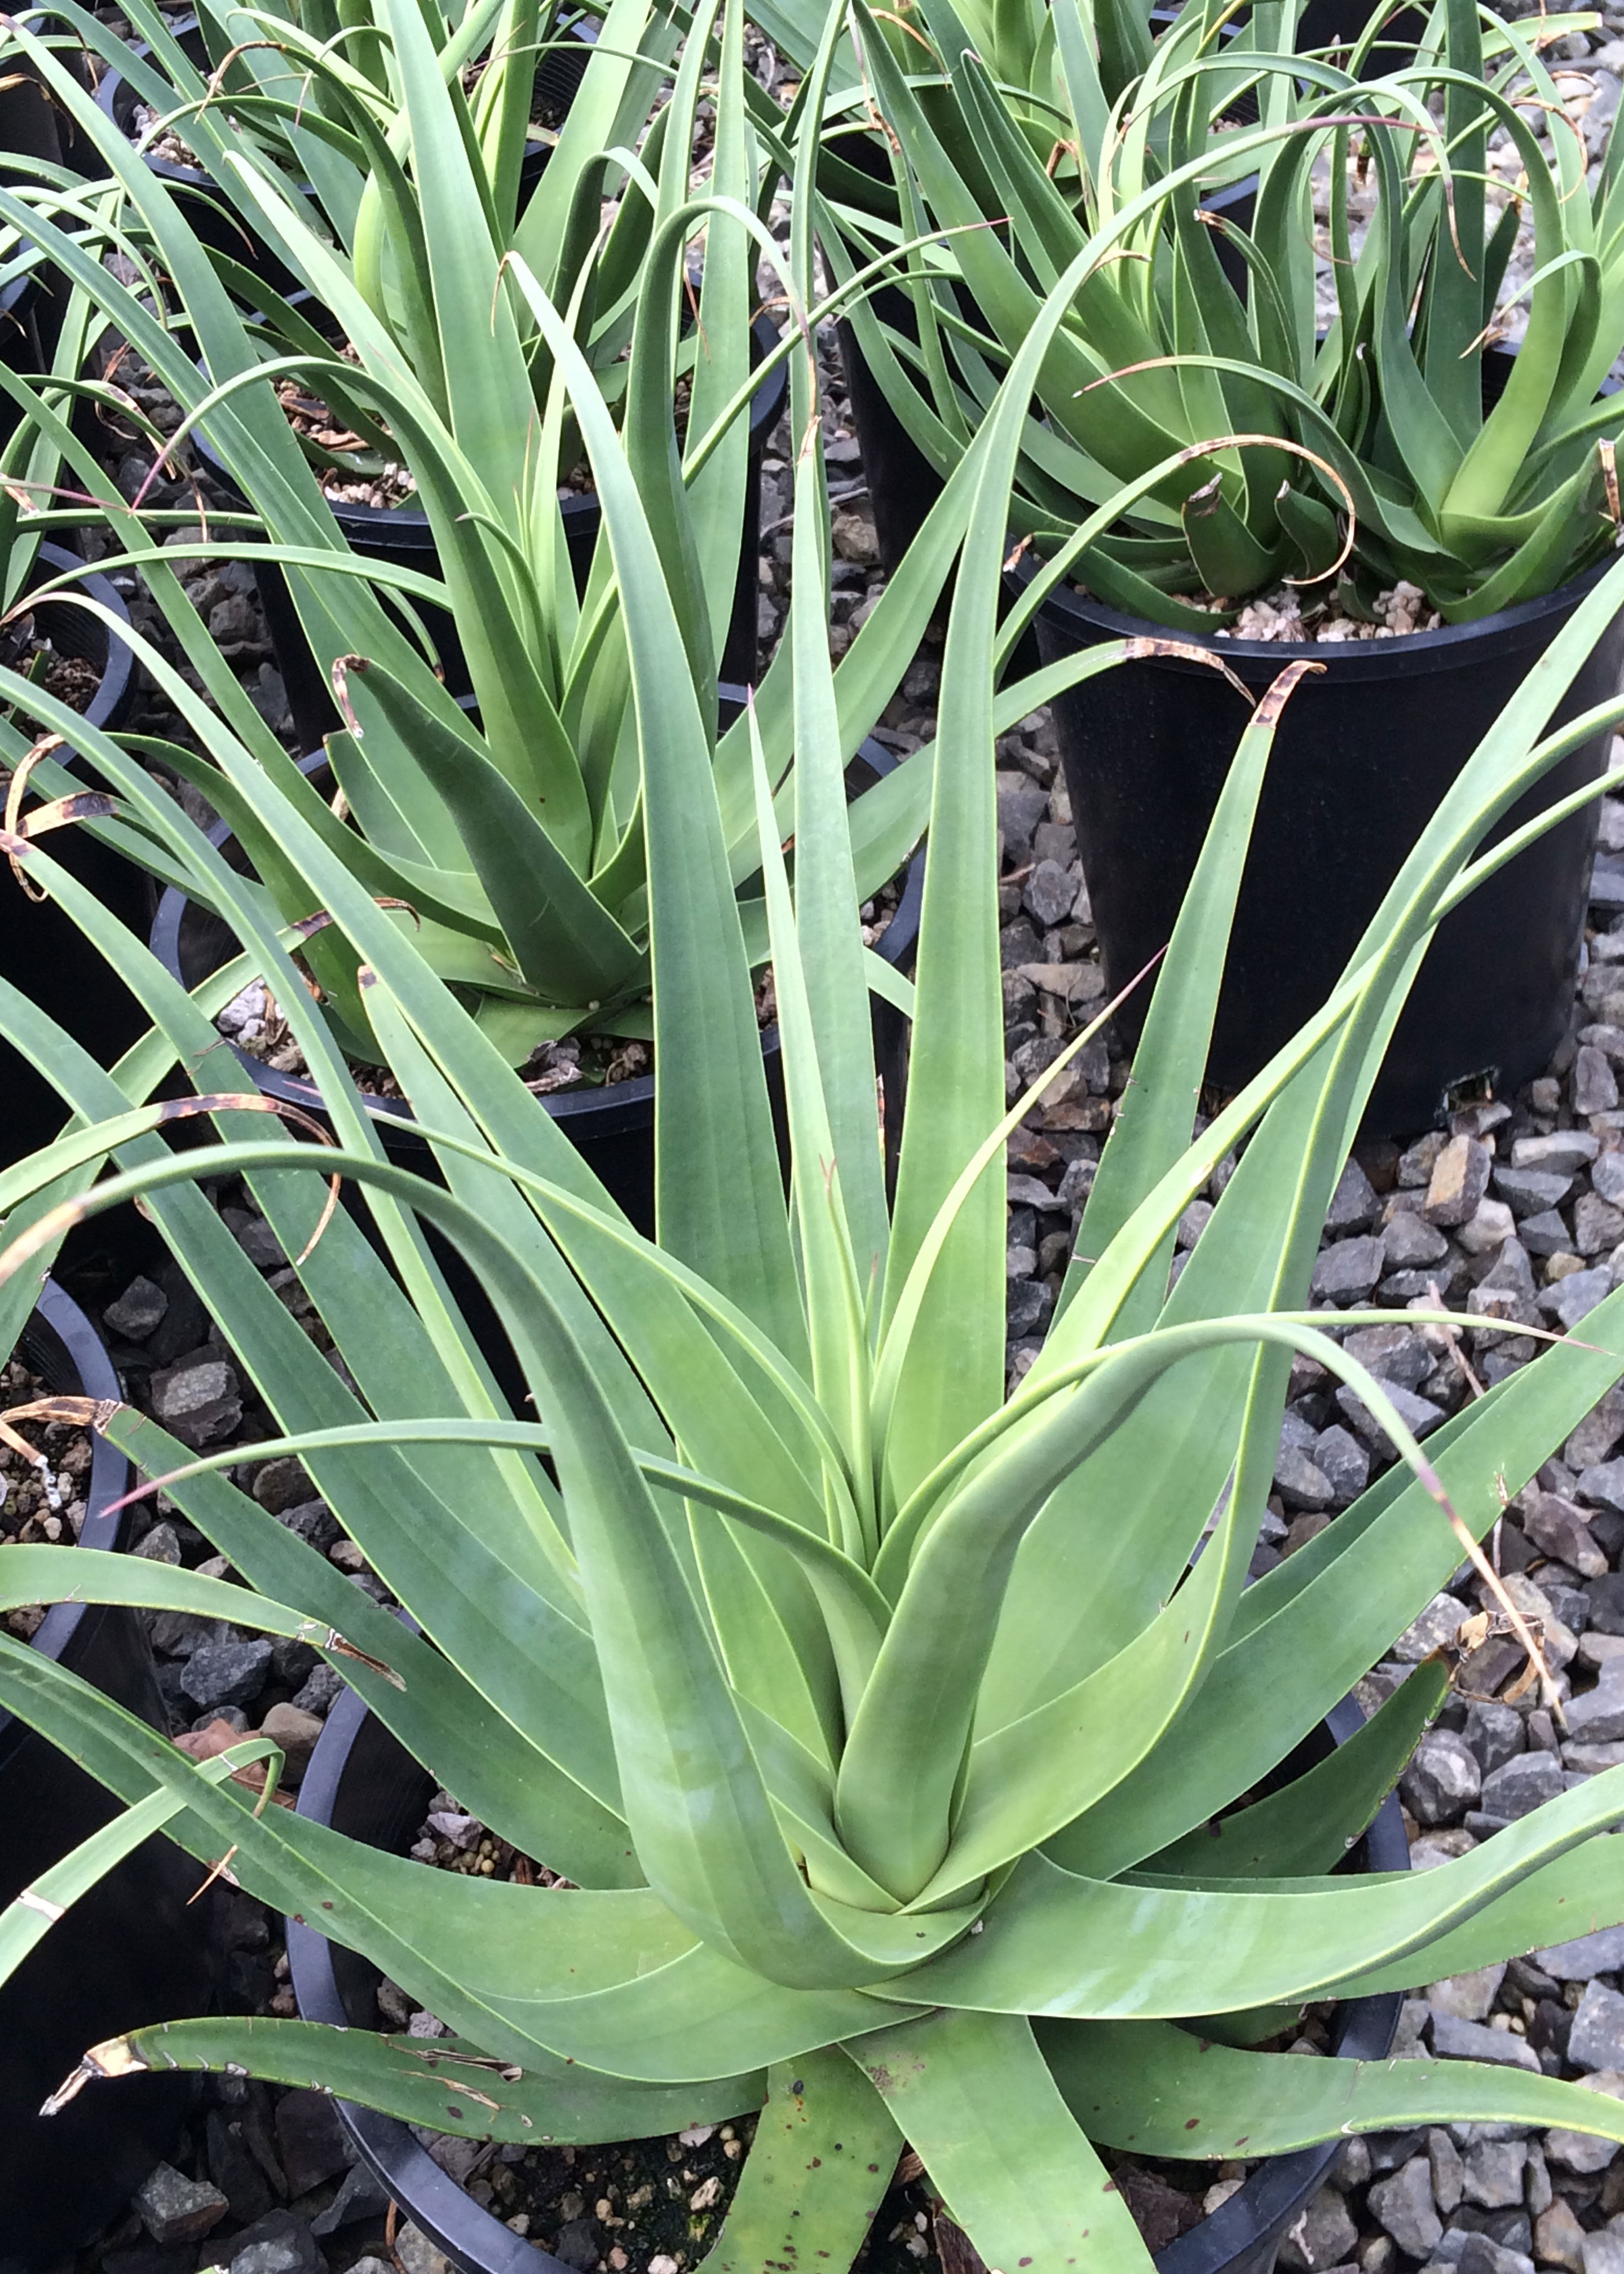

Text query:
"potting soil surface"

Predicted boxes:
[[0, 1354, 93, 1642]]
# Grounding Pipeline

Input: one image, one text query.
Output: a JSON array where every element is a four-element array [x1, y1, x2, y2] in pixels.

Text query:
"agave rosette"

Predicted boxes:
[[818, 0, 1624, 628], [2, 21, 1624, 2268]]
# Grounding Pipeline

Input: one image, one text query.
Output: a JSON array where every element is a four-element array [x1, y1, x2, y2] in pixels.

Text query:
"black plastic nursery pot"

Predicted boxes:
[[0, 272, 50, 435], [92, 18, 326, 299], [0, 1280, 216, 2272], [1014, 543, 1624, 1139], [0, 541, 150, 1183], [192, 297, 788, 746], [286, 1686, 1406, 2274], [147, 710, 923, 1236]]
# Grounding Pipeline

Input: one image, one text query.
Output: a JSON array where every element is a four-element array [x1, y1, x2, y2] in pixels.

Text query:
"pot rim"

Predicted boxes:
[[147, 707, 923, 1138], [95, 13, 272, 192], [0, 1279, 134, 1721], [288, 1686, 1406, 2274], [1009, 526, 1624, 685], [29, 539, 135, 735]]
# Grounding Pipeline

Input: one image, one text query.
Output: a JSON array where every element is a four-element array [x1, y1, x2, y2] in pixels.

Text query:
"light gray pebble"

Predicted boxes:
[[1565, 1669, 1624, 1745], [133, 2164, 228, 2246], [1314, 1425, 1370, 1502], [1459, 1200, 1518, 1254], [1580, 2235, 1624, 2274], [1428, 2015, 1541, 2072], [1401, 1729, 1481, 1823], [1462, 2137, 1526, 2210], [1510, 1132, 1600, 1176], [1577, 1192, 1624, 1255], [1544, 2070, 1624, 2172], [1537, 1925, 1624, 1978], [1479, 1751, 1565, 1819], [1345, 1324, 1433, 1392], [1325, 1157, 1379, 1233], [1427, 1965, 1507, 2021], [1578, 1458, 1624, 1513], [1429, 2128, 1464, 2218], [293, 1662, 345, 1716], [1057, 1156, 1096, 1215], [1464, 1700, 1524, 1778], [1493, 1167, 1578, 1217], [104, 1275, 168, 1341], [1313, 1236, 1387, 1305], [1394, 1595, 1468, 1663], [180, 1637, 273, 1713], [149, 1356, 237, 1422], [1520, 1492, 1609, 1576], [1577, 1044, 1622, 1114], [1368, 2156, 1443, 2261], [1336, 1379, 1446, 1452], [1024, 858, 1077, 929], [1539, 1266, 1613, 1329], [1279, 2186, 1359, 2272], [1385, 1214, 1452, 1268], [1567, 1385, 1624, 1470], [1570, 1980, 1624, 2073], [1276, 1447, 1335, 1513], [1515, 1208, 1572, 1258]]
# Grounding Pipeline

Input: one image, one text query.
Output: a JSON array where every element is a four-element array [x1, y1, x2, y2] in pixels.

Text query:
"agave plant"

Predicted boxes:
[[69, 0, 697, 442], [0, 0, 952, 1063], [3, 139, 1624, 2268], [819, 0, 1624, 628]]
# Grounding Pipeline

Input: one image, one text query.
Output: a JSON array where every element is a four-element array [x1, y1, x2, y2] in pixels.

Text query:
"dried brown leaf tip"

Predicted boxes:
[[0, 1394, 122, 1473], [1122, 637, 1254, 703], [40, 2035, 149, 2117], [330, 653, 369, 737], [1254, 658, 1326, 728]]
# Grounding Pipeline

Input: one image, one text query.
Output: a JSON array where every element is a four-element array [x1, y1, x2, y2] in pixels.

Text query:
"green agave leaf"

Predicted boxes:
[[355, 991, 855, 1565], [0, 921, 639, 1881], [698, 2055, 899, 2274], [746, 703, 873, 1562], [879, 1765, 1624, 2019], [1, 1128, 919, 1990], [60, 2015, 762, 2144], [1066, 659, 1303, 1340], [0, 1631, 913, 2083], [0, 1545, 379, 1659], [1063, 1271, 1624, 1878], [681, 0, 754, 682], [338, 655, 647, 1005], [1042, 2021, 1624, 2160], [840, 1312, 1366, 1903], [500, 254, 808, 1367], [1324, 1825, 1624, 2000], [848, 2008, 1156, 2274], [1180, 473, 1283, 595], [100, 1412, 634, 1879], [1144, 1661, 1449, 1881]]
